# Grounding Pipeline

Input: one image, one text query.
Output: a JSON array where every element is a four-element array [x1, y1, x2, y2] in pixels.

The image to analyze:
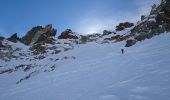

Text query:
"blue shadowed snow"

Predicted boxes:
[[0, 33, 170, 100]]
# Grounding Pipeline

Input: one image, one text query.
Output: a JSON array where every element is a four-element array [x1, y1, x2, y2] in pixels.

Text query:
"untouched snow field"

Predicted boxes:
[[0, 33, 170, 100]]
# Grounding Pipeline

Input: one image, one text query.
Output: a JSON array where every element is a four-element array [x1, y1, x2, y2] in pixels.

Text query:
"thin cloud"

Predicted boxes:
[[77, 17, 118, 34], [75, 0, 161, 35], [113, 0, 161, 24], [77, 11, 141, 35], [134, 0, 161, 15]]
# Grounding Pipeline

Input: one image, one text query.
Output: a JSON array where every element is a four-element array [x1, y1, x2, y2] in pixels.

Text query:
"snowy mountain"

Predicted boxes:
[[0, 0, 170, 100], [1, 32, 170, 100]]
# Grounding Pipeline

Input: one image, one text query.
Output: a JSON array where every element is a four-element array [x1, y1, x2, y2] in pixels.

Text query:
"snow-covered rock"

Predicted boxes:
[[58, 29, 81, 39], [21, 24, 56, 45]]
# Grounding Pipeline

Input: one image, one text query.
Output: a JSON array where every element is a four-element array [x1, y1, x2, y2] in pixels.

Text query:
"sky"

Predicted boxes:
[[0, 0, 160, 37]]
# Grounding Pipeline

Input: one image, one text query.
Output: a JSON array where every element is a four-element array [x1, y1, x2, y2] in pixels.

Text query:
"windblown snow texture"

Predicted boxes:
[[0, 32, 170, 100]]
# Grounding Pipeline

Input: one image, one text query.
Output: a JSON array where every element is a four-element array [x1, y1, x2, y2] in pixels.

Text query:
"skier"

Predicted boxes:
[[121, 48, 124, 54], [75, 40, 79, 48]]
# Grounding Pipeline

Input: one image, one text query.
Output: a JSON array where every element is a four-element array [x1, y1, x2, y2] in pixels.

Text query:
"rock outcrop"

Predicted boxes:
[[0, 41, 4, 48], [80, 35, 88, 44], [86, 33, 102, 42], [0, 36, 5, 48], [125, 39, 136, 47], [58, 29, 79, 39], [134, 0, 169, 34], [0, 36, 5, 41], [116, 22, 134, 31], [120, 0, 170, 47], [30, 43, 47, 54], [21, 24, 56, 45], [102, 30, 116, 36], [7, 33, 20, 43]]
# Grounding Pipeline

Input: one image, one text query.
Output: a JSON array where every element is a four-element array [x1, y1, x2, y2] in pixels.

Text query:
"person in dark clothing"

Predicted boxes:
[[0, 41, 4, 47], [121, 48, 124, 54]]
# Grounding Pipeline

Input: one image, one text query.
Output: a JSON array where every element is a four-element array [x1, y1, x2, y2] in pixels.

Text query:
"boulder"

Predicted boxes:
[[21, 24, 56, 45], [125, 39, 136, 47], [7, 33, 20, 43], [116, 22, 134, 31], [134, 33, 148, 41], [58, 29, 78, 39]]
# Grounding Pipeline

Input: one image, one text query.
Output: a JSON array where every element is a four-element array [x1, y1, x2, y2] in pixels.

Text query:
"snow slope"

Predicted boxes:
[[0, 33, 170, 100]]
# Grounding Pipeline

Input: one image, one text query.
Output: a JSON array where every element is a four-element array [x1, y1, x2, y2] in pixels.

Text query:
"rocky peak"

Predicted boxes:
[[7, 33, 20, 43], [45, 24, 52, 30], [121, 0, 170, 47], [44, 24, 57, 37], [58, 29, 79, 39], [21, 24, 57, 45]]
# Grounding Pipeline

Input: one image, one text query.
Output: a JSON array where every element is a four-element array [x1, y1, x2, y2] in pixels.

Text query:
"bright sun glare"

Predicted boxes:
[[86, 26, 100, 34]]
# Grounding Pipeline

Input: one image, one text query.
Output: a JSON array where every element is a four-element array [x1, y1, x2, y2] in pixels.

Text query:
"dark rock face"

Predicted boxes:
[[44, 24, 57, 37], [118, 0, 170, 47], [86, 33, 102, 42], [0, 41, 4, 48], [21, 26, 43, 45], [21, 24, 56, 45], [162, 0, 170, 31], [0, 36, 5, 48], [125, 39, 136, 47], [134, 32, 154, 41], [102, 30, 116, 36], [58, 29, 78, 39], [30, 44, 46, 54], [131, 0, 170, 35], [0, 36, 5, 41], [141, 15, 147, 21], [111, 35, 121, 41], [80, 36, 88, 44], [7, 33, 20, 43], [116, 22, 134, 31], [35, 34, 55, 45]]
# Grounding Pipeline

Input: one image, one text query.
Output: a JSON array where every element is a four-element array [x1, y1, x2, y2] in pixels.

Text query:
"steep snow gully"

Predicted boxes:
[[0, 33, 170, 100]]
